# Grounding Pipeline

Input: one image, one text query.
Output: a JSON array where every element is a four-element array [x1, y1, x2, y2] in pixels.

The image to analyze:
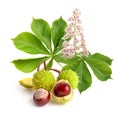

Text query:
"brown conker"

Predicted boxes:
[[53, 81, 71, 97], [33, 88, 50, 106]]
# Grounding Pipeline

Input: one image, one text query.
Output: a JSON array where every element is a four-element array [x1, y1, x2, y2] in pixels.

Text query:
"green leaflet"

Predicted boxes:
[[90, 53, 113, 65], [12, 32, 49, 55], [77, 61, 92, 93], [63, 59, 92, 93], [31, 19, 51, 52], [85, 56, 112, 81], [12, 57, 49, 73], [51, 17, 67, 51]]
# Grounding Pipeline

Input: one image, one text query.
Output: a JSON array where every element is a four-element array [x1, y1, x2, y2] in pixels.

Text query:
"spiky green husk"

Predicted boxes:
[[57, 70, 79, 89], [51, 80, 74, 104], [33, 70, 56, 91]]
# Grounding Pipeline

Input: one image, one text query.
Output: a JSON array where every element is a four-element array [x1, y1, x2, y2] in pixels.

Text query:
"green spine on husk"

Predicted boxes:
[[33, 69, 56, 91]]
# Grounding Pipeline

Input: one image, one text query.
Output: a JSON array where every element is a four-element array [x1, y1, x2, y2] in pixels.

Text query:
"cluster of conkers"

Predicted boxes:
[[19, 69, 79, 106], [33, 80, 73, 106]]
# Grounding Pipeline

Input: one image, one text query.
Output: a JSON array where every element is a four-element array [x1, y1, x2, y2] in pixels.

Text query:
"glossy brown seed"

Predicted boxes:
[[33, 88, 50, 106], [53, 82, 71, 97]]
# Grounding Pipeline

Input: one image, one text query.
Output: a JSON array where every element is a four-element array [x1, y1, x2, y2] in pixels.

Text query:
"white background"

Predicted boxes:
[[0, 0, 120, 119]]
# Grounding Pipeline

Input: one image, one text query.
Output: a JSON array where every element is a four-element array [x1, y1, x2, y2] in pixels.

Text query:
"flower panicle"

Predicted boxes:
[[62, 9, 89, 58]]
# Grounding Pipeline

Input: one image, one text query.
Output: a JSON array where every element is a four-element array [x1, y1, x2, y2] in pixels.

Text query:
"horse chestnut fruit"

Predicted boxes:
[[33, 88, 50, 106], [52, 80, 73, 103], [54, 81, 71, 97]]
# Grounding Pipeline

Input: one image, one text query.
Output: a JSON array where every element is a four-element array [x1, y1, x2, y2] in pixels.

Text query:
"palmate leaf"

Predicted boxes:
[[51, 17, 67, 52], [12, 57, 49, 73], [12, 32, 49, 55], [63, 59, 92, 93], [31, 19, 52, 51], [12, 17, 68, 73], [84, 56, 112, 81], [61, 52, 112, 93]]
